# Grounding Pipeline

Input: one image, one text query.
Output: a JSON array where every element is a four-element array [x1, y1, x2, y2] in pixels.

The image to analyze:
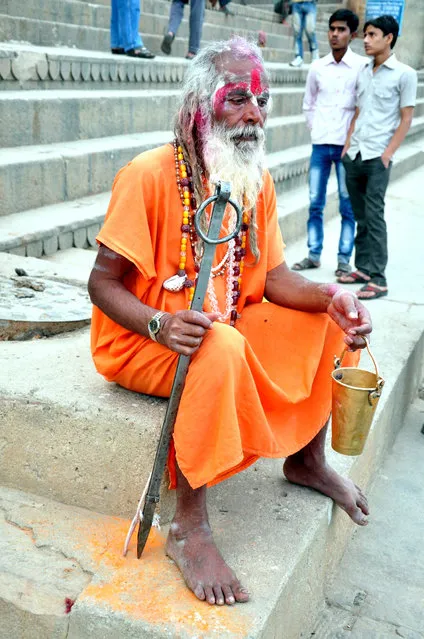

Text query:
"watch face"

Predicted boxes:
[[149, 318, 160, 333]]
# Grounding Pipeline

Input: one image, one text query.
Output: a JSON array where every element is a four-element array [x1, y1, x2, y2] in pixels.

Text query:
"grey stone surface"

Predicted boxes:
[[312, 399, 424, 638], [26, 239, 43, 258], [43, 234, 59, 256], [72, 226, 88, 249], [58, 230, 73, 250]]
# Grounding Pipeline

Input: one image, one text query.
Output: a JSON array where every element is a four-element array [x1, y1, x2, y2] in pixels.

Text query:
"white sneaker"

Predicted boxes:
[[290, 56, 303, 67], [311, 49, 320, 61]]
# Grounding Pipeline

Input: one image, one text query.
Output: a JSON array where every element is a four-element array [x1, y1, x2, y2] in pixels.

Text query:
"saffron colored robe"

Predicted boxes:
[[91, 144, 357, 489]]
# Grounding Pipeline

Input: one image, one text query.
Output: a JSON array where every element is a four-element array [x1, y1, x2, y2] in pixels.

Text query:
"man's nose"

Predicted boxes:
[[242, 99, 263, 126]]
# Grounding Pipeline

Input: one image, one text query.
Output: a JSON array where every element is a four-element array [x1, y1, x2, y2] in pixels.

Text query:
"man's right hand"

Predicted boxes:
[[158, 310, 220, 356]]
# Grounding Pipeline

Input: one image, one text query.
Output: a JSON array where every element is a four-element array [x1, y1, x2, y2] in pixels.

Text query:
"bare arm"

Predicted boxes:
[[342, 107, 360, 157], [264, 262, 372, 350], [381, 106, 414, 167], [88, 245, 218, 355]]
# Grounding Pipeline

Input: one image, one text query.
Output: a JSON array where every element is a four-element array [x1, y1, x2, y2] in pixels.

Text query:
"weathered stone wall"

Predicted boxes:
[[344, 0, 424, 69]]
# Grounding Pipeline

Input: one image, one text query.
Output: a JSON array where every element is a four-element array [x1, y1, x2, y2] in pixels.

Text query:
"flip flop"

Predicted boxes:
[[292, 257, 320, 271], [337, 271, 370, 284], [334, 262, 352, 277], [356, 283, 388, 300]]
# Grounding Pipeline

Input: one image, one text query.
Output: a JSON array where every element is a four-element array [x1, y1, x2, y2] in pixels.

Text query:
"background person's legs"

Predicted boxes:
[[290, 3, 305, 65], [188, 0, 206, 55], [304, 2, 319, 57], [362, 158, 392, 287], [343, 154, 370, 277], [110, 0, 143, 51], [110, 0, 121, 50], [168, 0, 185, 35], [307, 145, 332, 264], [334, 149, 355, 268]]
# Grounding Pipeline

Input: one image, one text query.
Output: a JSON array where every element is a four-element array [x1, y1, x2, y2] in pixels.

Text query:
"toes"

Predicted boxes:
[[357, 495, 370, 516], [193, 584, 206, 601], [222, 585, 235, 605], [204, 586, 216, 605], [346, 503, 368, 526], [213, 585, 225, 606], [232, 581, 250, 603]]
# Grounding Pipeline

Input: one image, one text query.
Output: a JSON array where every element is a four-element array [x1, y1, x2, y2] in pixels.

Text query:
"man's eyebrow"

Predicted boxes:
[[226, 87, 251, 97]]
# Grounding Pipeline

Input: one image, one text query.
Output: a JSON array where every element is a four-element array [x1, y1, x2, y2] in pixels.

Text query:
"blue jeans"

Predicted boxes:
[[110, 0, 143, 51], [168, 0, 205, 54], [308, 144, 355, 264], [291, 1, 318, 58]]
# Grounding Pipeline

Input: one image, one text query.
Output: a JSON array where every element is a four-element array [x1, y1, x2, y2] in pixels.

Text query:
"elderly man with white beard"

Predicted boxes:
[[88, 37, 372, 607]]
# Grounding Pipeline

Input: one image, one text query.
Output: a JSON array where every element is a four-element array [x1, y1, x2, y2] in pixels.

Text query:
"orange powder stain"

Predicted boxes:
[[73, 518, 252, 638]]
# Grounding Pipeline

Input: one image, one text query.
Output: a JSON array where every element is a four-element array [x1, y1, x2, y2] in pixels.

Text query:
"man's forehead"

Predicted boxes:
[[214, 52, 268, 88]]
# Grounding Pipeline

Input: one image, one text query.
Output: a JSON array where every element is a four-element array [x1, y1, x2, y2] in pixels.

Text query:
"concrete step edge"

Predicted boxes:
[[0, 42, 309, 87]]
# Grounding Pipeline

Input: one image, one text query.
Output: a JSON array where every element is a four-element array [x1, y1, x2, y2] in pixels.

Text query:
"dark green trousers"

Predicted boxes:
[[342, 153, 392, 287]]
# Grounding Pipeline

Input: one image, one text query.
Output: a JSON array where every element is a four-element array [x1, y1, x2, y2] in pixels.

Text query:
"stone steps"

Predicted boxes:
[[0, 0, 331, 52], [0, 42, 311, 91], [2, 125, 424, 257], [0, 85, 308, 147], [1, 164, 424, 638], [0, 13, 303, 63]]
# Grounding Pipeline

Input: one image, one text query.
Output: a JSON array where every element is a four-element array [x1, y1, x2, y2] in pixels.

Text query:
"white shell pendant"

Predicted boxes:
[[163, 273, 187, 292]]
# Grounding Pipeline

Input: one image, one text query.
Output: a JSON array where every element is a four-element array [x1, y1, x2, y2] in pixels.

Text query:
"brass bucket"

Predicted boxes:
[[331, 337, 385, 456]]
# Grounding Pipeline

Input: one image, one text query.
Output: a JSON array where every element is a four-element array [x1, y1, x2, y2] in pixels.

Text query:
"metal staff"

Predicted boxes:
[[136, 181, 242, 558]]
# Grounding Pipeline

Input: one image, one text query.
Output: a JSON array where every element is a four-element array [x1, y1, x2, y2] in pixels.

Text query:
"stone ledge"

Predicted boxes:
[[0, 43, 311, 88]]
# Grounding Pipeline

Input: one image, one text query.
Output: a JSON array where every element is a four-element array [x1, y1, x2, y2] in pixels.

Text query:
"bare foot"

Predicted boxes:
[[283, 457, 369, 525], [166, 522, 249, 605]]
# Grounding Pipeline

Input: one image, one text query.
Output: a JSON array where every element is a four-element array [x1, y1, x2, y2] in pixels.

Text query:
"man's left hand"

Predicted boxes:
[[381, 152, 392, 169], [327, 289, 372, 350]]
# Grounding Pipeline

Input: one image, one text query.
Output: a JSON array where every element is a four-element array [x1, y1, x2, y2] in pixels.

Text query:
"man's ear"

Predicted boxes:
[[386, 32, 394, 46]]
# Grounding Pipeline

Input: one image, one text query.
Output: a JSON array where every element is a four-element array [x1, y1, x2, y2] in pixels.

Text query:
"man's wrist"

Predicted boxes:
[[147, 311, 171, 342]]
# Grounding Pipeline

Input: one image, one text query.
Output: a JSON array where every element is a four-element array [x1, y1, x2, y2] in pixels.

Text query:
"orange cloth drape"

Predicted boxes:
[[91, 144, 358, 489]]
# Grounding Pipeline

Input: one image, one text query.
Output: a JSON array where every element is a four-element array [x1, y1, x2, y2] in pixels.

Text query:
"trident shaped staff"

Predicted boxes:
[[128, 182, 242, 558]]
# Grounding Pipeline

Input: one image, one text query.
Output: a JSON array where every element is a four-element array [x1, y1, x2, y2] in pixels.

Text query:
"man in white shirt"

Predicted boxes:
[[293, 9, 367, 276], [339, 15, 417, 299]]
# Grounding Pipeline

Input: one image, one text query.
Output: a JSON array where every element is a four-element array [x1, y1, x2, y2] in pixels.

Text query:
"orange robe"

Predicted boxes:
[[91, 144, 357, 489]]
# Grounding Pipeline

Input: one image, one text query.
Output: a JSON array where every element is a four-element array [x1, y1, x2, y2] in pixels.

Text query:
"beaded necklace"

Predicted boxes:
[[162, 140, 249, 327]]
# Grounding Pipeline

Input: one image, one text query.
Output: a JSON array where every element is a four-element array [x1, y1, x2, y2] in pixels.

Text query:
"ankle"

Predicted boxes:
[[169, 519, 211, 541]]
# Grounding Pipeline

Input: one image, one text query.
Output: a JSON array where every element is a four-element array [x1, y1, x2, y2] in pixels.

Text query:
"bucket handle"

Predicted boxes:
[[334, 336, 385, 406]]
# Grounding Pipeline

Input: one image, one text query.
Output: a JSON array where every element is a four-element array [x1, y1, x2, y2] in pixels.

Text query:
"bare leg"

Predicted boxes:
[[166, 464, 249, 605], [283, 422, 369, 525]]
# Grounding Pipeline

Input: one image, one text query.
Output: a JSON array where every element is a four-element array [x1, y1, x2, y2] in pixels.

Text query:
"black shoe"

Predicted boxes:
[[220, 5, 234, 15], [161, 33, 175, 55], [126, 47, 155, 59], [111, 47, 125, 55]]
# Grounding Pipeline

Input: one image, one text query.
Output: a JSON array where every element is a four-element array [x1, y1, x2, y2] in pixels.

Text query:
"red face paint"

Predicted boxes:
[[250, 68, 263, 96], [213, 81, 249, 118]]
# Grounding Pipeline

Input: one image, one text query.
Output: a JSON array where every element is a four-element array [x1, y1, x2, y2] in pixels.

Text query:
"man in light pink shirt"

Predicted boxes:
[[293, 9, 367, 277]]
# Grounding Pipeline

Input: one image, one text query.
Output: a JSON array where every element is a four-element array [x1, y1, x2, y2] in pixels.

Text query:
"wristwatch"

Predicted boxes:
[[148, 311, 167, 342]]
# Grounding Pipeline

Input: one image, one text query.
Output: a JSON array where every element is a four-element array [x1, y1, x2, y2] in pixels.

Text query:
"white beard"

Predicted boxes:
[[203, 122, 266, 212]]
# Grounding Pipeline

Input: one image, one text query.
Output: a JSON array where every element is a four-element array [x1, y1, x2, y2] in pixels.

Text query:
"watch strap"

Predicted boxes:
[[148, 311, 166, 342]]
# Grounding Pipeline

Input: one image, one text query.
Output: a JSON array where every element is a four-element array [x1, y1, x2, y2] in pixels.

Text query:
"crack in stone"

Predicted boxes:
[[0, 502, 96, 614]]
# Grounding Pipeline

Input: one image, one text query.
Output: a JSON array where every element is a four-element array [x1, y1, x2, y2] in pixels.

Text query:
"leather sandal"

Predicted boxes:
[[126, 47, 155, 59], [161, 33, 175, 55], [356, 283, 388, 300], [335, 262, 352, 277], [337, 270, 371, 284], [292, 257, 320, 271]]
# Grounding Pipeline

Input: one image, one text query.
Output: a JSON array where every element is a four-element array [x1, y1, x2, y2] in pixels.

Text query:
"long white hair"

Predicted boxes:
[[174, 37, 269, 263]]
